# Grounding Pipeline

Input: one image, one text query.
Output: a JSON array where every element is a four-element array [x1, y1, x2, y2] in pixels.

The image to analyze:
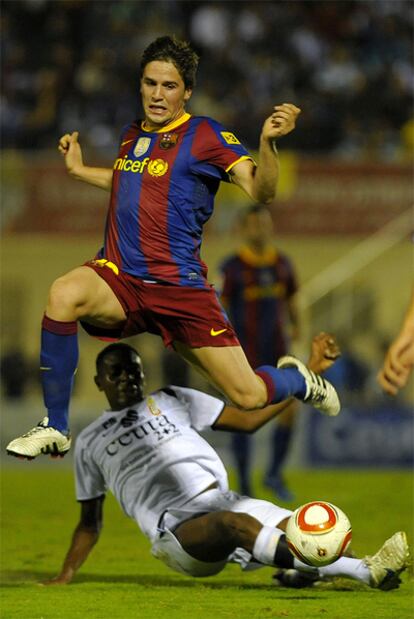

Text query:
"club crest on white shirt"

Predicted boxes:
[[147, 396, 162, 416], [134, 137, 151, 157]]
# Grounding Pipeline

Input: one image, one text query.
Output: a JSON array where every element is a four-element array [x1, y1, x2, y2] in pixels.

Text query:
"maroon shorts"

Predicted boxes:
[[81, 260, 240, 349]]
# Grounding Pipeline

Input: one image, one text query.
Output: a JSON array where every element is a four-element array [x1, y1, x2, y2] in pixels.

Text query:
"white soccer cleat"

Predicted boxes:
[[277, 355, 340, 416], [6, 417, 71, 460], [364, 531, 410, 590]]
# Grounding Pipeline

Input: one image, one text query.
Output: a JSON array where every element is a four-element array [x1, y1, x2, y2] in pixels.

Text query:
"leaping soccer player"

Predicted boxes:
[[7, 36, 339, 460]]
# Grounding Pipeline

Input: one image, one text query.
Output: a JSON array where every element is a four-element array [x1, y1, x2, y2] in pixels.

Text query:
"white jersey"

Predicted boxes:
[[75, 386, 227, 542]]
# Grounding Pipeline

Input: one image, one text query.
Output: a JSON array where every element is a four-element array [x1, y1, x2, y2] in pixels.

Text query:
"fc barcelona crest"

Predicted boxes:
[[159, 133, 179, 150], [134, 137, 151, 157]]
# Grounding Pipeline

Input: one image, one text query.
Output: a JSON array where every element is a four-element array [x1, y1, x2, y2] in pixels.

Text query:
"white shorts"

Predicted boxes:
[[151, 488, 292, 578]]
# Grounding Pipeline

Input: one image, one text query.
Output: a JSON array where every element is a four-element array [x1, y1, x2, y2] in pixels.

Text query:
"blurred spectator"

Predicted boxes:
[[1, 0, 412, 160], [189, 2, 230, 51]]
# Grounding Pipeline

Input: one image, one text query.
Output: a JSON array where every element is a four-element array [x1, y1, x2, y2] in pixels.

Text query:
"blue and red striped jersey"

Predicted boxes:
[[99, 113, 252, 288], [220, 245, 298, 366]]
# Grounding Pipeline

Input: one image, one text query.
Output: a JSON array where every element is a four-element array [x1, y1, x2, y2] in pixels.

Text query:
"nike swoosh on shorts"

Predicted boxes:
[[210, 328, 227, 336]]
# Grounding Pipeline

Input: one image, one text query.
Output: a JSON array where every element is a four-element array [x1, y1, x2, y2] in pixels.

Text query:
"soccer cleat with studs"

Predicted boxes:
[[277, 355, 340, 416], [6, 417, 71, 460], [364, 531, 410, 590]]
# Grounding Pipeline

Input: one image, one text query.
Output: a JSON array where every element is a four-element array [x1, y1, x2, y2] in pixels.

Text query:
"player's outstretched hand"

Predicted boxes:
[[58, 131, 84, 175], [308, 332, 341, 374], [262, 103, 301, 141]]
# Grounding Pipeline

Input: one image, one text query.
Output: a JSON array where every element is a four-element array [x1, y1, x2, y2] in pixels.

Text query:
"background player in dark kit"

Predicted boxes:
[[221, 204, 300, 500]]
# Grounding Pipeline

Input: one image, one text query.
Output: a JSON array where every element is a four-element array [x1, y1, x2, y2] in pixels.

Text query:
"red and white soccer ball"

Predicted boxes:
[[285, 501, 352, 567]]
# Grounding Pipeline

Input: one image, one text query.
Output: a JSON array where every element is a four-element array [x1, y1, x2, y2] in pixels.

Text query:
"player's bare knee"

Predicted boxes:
[[213, 511, 240, 542], [47, 276, 87, 319], [216, 511, 257, 543]]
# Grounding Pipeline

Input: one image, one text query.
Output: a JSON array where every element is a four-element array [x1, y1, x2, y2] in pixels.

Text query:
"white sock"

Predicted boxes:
[[293, 558, 318, 573], [318, 557, 370, 584], [252, 526, 283, 566], [294, 556, 370, 584]]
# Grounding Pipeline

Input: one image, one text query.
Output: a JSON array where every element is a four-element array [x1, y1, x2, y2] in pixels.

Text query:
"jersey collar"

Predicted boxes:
[[141, 112, 191, 133], [238, 244, 278, 267]]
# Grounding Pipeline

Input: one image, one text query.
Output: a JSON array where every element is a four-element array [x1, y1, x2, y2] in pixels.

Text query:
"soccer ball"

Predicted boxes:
[[285, 501, 352, 567]]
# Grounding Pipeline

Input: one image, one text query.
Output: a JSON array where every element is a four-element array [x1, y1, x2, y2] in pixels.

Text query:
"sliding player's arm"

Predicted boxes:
[[58, 131, 113, 190], [41, 495, 105, 585], [213, 332, 340, 433], [230, 103, 301, 203]]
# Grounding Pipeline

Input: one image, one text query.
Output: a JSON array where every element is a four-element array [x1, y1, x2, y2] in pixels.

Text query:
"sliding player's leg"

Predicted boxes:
[[6, 266, 126, 459], [173, 510, 294, 567], [276, 531, 410, 591], [153, 485, 409, 587], [175, 511, 409, 590]]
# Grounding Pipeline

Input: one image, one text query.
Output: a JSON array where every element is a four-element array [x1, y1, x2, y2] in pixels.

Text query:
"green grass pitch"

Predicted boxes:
[[1, 468, 413, 619]]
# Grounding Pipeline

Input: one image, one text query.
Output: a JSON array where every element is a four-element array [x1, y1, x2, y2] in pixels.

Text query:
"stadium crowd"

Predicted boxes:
[[1, 0, 412, 160]]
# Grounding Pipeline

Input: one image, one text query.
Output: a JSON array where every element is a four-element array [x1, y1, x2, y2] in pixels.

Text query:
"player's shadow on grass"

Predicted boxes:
[[2, 570, 362, 594], [75, 573, 294, 591], [3, 570, 280, 589]]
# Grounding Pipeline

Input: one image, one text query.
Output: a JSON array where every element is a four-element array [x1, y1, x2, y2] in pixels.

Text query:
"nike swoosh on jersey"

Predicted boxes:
[[210, 328, 227, 336], [121, 139, 134, 146], [40, 367, 52, 370]]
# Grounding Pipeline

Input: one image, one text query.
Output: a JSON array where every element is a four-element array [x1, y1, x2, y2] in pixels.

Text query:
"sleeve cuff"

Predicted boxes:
[[225, 155, 255, 174]]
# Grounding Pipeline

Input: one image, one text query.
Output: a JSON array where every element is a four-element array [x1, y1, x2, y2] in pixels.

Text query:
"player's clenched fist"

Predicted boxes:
[[262, 103, 301, 142], [58, 131, 83, 174]]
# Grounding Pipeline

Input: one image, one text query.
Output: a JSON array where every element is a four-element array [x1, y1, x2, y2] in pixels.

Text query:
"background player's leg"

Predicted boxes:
[[264, 403, 298, 501], [231, 432, 253, 496]]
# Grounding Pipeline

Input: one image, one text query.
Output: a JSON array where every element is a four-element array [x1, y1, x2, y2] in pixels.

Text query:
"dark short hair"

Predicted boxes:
[[140, 36, 199, 89], [96, 343, 141, 373]]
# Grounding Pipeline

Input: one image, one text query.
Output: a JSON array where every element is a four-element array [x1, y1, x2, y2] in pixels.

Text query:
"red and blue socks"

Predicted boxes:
[[40, 315, 78, 434], [255, 366, 306, 404]]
